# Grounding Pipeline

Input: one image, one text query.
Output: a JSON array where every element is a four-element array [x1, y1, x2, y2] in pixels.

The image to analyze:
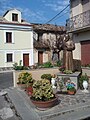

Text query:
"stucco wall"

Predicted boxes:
[[0, 30, 33, 50]]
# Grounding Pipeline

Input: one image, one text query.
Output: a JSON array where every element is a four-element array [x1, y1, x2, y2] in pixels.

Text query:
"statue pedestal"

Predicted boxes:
[[57, 72, 81, 90]]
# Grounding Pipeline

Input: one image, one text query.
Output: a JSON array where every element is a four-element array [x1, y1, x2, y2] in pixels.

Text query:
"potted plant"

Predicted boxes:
[[41, 74, 52, 82], [79, 73, 89, 90], [30, 79, 58, 109], [17, 72, 33, 95], [66, 79, 76, 95]]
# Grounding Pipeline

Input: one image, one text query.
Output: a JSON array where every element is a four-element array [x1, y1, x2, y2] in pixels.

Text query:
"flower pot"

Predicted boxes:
[[30, 96, 58, 109], [67, 90, 75, 95], [26, 86, 33, 96]]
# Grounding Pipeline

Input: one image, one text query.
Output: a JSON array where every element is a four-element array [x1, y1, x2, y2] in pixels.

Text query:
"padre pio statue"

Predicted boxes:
[[62, 34, 75, 71]]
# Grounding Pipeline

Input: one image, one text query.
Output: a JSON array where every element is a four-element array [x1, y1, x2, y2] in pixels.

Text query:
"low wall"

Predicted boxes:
[[13, 68, 59, 87]]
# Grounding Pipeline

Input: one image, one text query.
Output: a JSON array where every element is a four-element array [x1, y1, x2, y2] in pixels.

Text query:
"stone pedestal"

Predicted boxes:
[[57, 72, 81, 90]]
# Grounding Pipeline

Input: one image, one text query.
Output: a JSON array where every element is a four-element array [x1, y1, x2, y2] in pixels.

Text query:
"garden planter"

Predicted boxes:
[[30, 96, 58, 108]]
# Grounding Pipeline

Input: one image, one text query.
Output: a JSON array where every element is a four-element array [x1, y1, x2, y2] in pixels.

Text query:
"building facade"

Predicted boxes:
[[67, 0, 90, 65], [33, 23, 66, 64], [0, 9, 34, 68]]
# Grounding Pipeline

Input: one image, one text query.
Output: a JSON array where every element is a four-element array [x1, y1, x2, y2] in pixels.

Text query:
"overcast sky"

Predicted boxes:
[[0, 0, 70, 26]]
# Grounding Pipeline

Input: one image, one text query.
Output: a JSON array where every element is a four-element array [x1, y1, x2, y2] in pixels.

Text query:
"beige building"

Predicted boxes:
[[0, 9, 34, 68], [67, 0, 90, 65]]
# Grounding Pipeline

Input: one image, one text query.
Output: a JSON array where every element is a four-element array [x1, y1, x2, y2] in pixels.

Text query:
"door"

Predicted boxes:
[[38, 51, 43, 64], [23, 54, 29, 66], [81, 40, 90, 65]]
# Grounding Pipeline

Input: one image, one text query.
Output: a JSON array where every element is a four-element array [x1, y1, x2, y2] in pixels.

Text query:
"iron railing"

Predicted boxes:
[[66, 10, 90, 32]]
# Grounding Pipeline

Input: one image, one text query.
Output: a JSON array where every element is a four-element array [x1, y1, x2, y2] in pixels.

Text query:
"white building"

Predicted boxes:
[[0, 9, 34, 68], [67, 0, 90, 66]]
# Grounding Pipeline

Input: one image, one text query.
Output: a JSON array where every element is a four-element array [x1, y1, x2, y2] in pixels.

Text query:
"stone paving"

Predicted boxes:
[[56, 90, 90, 108], [1, 87, 90, 120]]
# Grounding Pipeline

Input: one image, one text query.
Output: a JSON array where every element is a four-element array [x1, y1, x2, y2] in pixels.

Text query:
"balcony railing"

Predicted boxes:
[[66, 10, 90, 32]]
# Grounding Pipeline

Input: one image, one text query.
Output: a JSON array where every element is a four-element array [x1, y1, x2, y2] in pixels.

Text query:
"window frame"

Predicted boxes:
[[12, 13, 18, 21], [4, 31, 14, 43], [6, 32, 12, 43], [5, 52, 14, 63]]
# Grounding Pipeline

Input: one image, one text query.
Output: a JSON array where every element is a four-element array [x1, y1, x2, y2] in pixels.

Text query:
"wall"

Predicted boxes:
[[82, 2, 90, 12], [70, 0, 82, 17], [0, 30, 33, 50], [73, 31, 90, 60], [0, 26, 33, 67]]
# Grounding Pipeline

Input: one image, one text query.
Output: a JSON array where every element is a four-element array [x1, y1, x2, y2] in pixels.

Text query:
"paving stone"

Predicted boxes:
[[0, 107, 14, 120]]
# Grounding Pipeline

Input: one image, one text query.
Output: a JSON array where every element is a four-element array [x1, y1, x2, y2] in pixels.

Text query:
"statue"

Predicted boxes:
[[62, 34, 75, 71]]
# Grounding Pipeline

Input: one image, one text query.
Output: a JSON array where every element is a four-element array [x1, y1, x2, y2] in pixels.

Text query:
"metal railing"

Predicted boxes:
[[66, 10, 90, 32]]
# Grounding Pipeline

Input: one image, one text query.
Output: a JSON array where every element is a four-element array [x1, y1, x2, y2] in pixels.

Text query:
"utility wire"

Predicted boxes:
[[33, 4, 70, 30], [45, 4, 70, 24], [52, 10, 69, 22]]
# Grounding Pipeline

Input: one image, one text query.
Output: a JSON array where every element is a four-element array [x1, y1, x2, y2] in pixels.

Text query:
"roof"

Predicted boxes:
[[0, 16, 32, 27], [31, 23, 66, 32], [3, 8, 21, 17]]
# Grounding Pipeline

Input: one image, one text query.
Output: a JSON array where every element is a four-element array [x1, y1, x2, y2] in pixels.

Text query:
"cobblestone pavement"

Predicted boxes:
[[56, 89, 90, 108]]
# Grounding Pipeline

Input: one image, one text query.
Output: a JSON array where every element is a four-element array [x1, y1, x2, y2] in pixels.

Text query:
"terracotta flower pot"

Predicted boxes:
[[26, 86, 33, 96], [67, 90, 75, 95], [30, 96, 58, 108]]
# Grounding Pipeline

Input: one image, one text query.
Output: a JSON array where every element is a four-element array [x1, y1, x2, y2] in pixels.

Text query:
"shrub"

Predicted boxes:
[[13, 61, 23, 70], [63, 70, 73, 74], [32, 79, 54, 101], [41, 61, 53, 68], [13, 61, 29, 70], [41, 74, 52, 81], [56, 60, 63, 67]]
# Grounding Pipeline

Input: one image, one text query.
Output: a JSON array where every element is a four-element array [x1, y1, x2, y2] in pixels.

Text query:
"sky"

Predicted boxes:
[[0, 0, 70, 26]]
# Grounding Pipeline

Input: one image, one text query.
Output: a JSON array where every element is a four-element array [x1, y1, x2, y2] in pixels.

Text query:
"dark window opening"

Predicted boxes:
[[6, 32, 12, 43], [7, 54, 13, 62], [12, 13, 18, 21]]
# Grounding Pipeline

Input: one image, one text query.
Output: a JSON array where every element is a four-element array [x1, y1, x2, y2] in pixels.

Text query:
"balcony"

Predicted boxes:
[[66, 10, 90, 33]]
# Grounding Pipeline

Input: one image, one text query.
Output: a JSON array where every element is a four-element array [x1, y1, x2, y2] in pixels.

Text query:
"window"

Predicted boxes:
[[6, 53, 13, 62], [6, 32, 12, 43], [82, 0, 89, 5], [12, 13, 18, 21]]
